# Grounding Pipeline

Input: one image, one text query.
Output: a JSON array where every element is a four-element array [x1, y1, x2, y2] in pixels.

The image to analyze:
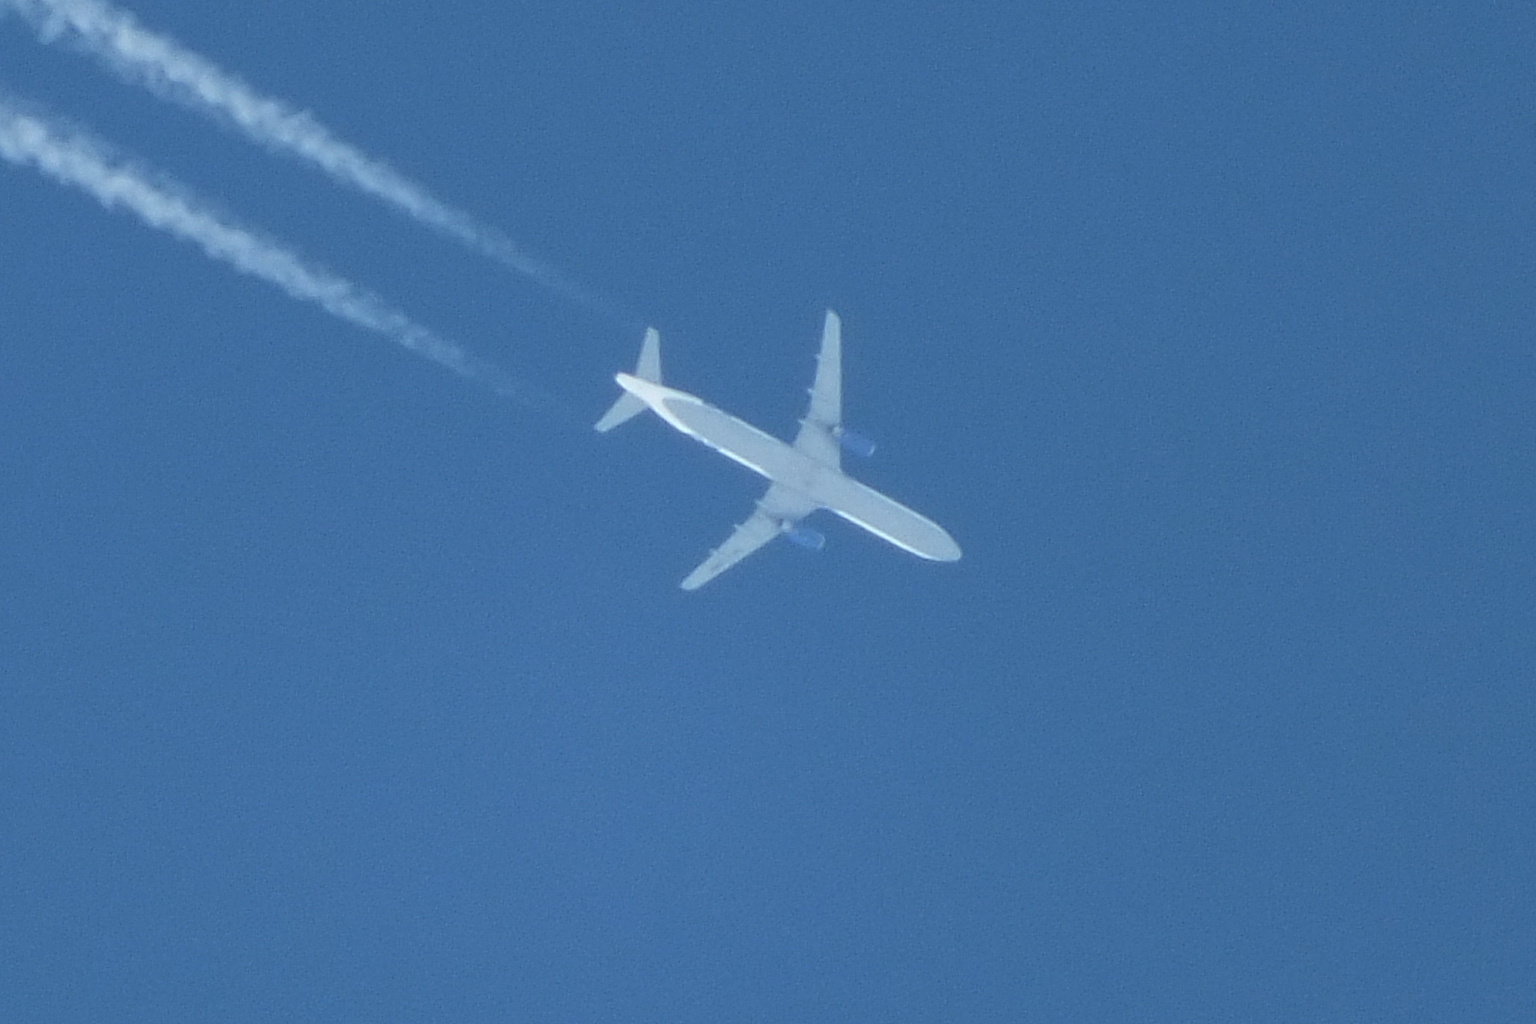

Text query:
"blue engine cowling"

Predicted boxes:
[[836, 429, 877, 458], [784, 524, 826, 551]]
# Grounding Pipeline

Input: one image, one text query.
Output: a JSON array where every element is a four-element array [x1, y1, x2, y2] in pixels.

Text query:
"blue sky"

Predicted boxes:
[[2, 2, 1533, 1021]]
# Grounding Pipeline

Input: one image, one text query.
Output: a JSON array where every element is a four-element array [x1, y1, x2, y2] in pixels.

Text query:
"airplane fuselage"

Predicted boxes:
[[615, 373, 961, 562]]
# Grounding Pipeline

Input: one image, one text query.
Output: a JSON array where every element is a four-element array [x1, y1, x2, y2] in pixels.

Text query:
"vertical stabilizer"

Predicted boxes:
[[595, 328, 664, 431], [635, 327, 662, 383]]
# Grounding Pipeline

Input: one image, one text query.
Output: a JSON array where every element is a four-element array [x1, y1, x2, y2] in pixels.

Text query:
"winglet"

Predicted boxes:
[[595, 328, 663, 432]]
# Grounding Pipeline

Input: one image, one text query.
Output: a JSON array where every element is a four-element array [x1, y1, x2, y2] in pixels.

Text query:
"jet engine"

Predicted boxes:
[[836, 428, 877, 458], [783, 524, 827, 551]]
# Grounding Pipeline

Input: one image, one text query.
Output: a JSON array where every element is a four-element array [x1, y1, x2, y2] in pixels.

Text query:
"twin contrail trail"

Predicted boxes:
[[0, 97, 540, 403], [1, 0, 612, 316]]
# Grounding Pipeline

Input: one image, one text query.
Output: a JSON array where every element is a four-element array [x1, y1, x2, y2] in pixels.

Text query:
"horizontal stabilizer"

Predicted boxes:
[[594, 327, 663, 432], [594, 391, 647, 432]]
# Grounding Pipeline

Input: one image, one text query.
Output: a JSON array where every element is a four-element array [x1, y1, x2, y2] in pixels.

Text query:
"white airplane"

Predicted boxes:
[[595, 310, 961, 589]]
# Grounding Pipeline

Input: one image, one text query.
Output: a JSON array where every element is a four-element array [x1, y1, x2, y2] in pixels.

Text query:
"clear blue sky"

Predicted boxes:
[[2, 2, 1533, 1021]]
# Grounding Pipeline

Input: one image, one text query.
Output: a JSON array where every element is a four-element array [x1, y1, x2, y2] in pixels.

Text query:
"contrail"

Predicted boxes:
[[0, 96, 540, 403], [1, 0, 618, 318]]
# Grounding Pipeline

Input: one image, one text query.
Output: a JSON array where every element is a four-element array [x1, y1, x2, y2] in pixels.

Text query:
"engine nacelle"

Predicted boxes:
[[836, 429, 877, 458], [783, 524, 826, 551]]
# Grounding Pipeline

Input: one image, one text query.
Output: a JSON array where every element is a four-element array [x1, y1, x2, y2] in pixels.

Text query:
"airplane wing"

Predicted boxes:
[[679, 483, 819, 590], [792, 309, 842, 470]]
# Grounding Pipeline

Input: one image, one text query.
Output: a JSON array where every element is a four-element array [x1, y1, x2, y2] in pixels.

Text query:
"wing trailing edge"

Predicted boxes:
[[679, 483, 820, 590], [792, 310, 843, 468]]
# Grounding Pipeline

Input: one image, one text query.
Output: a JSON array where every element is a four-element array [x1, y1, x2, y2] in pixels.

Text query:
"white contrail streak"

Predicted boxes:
[[1, 0, 612, 315], [0, 97, 537, 402]]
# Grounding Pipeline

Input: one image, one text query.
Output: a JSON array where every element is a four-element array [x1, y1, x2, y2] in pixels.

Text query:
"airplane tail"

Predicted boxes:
[[594, 327, 662, 432]]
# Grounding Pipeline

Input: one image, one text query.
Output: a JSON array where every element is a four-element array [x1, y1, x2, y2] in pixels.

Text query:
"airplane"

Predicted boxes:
[[595, 310, 961, 589]]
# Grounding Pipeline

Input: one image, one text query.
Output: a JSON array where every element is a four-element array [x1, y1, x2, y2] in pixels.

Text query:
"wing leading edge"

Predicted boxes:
[[679, 483, 819, 590]]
